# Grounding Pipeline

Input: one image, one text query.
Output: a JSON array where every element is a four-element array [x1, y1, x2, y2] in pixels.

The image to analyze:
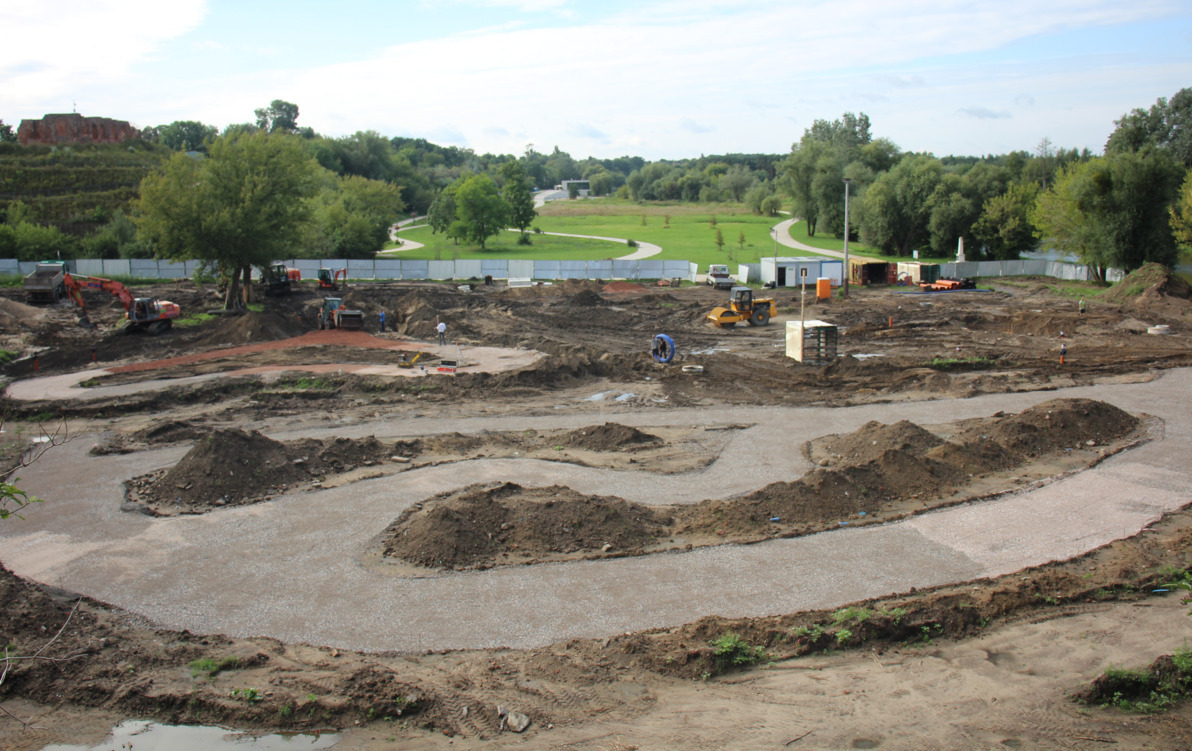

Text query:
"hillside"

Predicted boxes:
[[0, 140, 170, 234]]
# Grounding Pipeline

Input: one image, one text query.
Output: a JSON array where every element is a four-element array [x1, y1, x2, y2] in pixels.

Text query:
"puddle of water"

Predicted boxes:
[[852, 353, 885, 360], [585, 391, 612, 401], [614, 393, 636, 402], [689, 347, 729, 355], [41, 720, 341, 751]]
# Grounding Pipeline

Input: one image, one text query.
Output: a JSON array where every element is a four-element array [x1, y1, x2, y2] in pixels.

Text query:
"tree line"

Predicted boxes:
[[3, 89, 1191, 301]]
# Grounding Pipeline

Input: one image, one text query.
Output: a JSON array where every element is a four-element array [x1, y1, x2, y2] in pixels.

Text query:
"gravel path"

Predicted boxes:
[[1, 370, 1188, 652]]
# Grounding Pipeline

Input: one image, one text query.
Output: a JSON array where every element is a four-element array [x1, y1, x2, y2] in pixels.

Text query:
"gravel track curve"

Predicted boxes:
[[1, 370, 1189, 653]]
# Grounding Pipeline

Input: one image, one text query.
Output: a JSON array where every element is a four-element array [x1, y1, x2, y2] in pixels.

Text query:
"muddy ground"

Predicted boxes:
[[1, 264, 1192, 749]]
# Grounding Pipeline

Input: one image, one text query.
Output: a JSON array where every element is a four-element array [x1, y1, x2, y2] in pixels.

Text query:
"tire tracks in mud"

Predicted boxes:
[[0, 370, 1190, 653]]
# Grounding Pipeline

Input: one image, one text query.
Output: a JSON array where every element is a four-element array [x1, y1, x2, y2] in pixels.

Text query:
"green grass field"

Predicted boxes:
[[383, 229, 621, 261], [784, 220, 951, 264], [389, 198, 956, 268], [391, 199, 818, 268]]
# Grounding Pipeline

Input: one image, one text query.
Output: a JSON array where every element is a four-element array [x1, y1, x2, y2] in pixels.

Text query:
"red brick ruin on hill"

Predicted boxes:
[[18, 113, 140, 146]]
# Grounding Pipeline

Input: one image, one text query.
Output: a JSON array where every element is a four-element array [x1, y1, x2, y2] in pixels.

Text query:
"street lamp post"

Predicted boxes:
[[842, 178, 851, 298]]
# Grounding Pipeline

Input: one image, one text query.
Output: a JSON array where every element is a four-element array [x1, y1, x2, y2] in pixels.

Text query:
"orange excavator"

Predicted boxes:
[[63, 273, 181, 335], [318, 267, 347, 290]]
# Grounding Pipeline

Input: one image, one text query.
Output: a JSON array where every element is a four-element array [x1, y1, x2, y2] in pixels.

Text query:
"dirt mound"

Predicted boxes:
[[389, 289, 442, 338], [602, 281, 649, 294], [0, 297, 47, 330], [499, 279, 606, 299], [560, 422, 660, 451], [154, 428, 296, 506], [375, 399, 1143, 570], [958, 398, 1138, 458], [562, 289, 609, 308], [196, 311, 305, 347], [133, 420, 211, 444], [821, 419, 943, 466], [127, 430, 402, 512], [382, 482, 672, 569], [1074, 652, 1191, 707], [1101, 262, 1192, 306]]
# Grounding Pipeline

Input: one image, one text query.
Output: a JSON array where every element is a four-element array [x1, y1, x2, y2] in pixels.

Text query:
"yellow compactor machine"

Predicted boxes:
[[706, 286, 777, 328]]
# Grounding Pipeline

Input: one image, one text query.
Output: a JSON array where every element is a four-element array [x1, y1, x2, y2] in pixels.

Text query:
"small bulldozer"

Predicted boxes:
[[706, 286, 777, 328], [318, 298, 364, 330]]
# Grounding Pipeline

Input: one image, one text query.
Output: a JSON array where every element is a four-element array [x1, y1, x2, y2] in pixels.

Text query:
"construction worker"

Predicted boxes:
[[436, 320, 446, 345], [379, 310, 386, 333], [1079, 297, 1086, 316]]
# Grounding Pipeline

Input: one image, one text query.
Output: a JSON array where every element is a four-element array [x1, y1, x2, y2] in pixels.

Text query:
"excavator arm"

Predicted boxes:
[[63, 273, 135, 313], [62, 272, 180, 334]]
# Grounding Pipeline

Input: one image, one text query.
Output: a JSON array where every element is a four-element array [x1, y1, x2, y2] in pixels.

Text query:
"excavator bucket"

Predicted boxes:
[[337, 310, 364, 330]]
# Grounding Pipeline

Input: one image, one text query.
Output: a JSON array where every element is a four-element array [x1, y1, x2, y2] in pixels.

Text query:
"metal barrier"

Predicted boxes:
[[11, 257, 1118, 282]]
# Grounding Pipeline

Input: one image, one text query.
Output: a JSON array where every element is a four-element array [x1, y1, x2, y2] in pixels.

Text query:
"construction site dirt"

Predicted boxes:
[[1, 265, 1192, 750]]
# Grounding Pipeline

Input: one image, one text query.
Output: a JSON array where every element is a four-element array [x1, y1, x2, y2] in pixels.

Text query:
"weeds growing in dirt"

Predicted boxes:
[[188, 655, 239, 678], [791, 624, 824, 642], [835, 628, 853, 645], [273, 377, 335, 392], [832, 607, 871, 625], [1160, 566, 1192, 613], [876, 607, 908, 625], [710, 632, 766, 668], [925, 356, 995, 371], [230, 687, 261, 704], [174, 312, 218, 328]]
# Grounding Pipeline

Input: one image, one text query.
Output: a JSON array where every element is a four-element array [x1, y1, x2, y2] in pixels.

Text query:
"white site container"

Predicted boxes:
[[786, 320, 839, 363]]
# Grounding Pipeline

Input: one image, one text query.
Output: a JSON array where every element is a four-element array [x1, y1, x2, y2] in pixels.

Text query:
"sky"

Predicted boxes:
[[3, 0, 1191, 162]]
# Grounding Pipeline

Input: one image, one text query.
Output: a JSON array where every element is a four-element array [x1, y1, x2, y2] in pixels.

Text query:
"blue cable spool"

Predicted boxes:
[[652, 333, 675, 363]]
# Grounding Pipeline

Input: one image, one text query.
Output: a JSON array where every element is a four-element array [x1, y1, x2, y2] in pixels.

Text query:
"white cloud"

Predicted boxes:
[[5, 0, 1187, 158], [0, 0, 207, 114]]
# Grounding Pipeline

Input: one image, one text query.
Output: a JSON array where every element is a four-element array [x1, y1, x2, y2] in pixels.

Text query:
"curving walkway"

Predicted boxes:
[[772, 216, 842, 258], [0, 370, 1189, 653]]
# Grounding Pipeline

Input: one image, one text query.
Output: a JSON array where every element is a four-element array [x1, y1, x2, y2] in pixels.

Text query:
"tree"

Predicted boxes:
[[782, 139, 829, 234], [156, 120, 217, 152], [305, 173, 405, 258], [137, 132, 320, 308], [449, 173, 509, 250], [254, 100, 300, 134], [427, 189, 457, 239], [1106, 88, 1192, 167], [744, 184, 772, 215], [858, 154, 943, 256], [1170, 172, 1192, 246], [972, 182, 1040, 260], [0, 222, 77, 261], [625, 170, 645, 201], [718, 165, 755, 203], [0, 120, 16, 143], [1031, 151, 1181, 279], [714, 227, 724, 253]]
